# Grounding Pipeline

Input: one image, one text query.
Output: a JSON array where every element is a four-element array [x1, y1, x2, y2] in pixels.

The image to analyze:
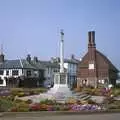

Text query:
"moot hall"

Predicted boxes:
[[77, 31, 119, 88]]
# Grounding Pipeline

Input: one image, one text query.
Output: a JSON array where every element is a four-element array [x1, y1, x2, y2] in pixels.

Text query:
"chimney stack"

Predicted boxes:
[[0, 54, 4, 63], [88, 31, 96, 48], [71, 54, 75, 59], [26, 54, 31, 63], [33, 56, 38, 63], [0, 44, 4, 63]]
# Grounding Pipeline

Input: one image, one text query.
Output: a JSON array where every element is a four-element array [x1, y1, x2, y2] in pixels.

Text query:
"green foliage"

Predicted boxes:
[[108, 100, 120, 109], [25, 99, 32, 104], [116, 84, 120, 88], [10, 88, 47, 97], [14, 99, 24, 103], [10, 88, 24, 96], [87, 99, 96, 104], [40, 99, 56, 105], [12, 101, 29, 112], [28, 88, 47, 95], [0, 97, 14, 112], [30, 88, 47, 94], [111, 88, 120, 96]]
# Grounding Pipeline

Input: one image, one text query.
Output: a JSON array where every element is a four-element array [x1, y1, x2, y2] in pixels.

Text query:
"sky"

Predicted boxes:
[[0, 0, 120, 68]]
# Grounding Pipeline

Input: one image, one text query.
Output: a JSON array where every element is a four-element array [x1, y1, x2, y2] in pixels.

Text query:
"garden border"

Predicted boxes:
[[0, 110, 120, 117]]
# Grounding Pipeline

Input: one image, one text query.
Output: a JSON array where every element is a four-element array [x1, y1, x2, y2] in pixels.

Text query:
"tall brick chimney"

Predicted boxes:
[[88, 31, 96, 61], [88, 31, 96, 48], [88, 31, 97, 88]]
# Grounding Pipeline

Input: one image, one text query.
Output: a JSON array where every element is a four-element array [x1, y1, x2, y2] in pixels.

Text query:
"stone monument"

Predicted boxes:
[[47, 30, 72, 99]]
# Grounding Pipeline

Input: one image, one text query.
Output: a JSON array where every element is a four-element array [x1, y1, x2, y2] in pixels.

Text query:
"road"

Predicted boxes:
[[1, 113, 120, 120]]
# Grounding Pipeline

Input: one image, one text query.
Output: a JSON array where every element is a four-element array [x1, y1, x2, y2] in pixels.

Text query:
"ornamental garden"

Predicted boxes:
[[0, 86, 120, 112]]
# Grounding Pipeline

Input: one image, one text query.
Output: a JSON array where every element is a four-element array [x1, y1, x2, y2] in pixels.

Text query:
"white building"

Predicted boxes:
[[0, 54, 44, 87]]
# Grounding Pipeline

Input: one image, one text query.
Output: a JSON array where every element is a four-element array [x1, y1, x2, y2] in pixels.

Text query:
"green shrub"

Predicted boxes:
[[14, 101, 29, 112], [14, 99, 24, 103], [107, 100, 120, 109], [25, 99, 32, 104], [17, 92, 25, 97], [40, 99, 56, 105], [116, 84, 120, 88], [108, 104, 118, 109], [0, 98, 14, 112], [112, 89, 120, 96], [10, 88, 47, 97], [53, 105, 60, 111], [10, 88, 24, 96], [31, 88, 47, 94], [87, 99, 96, 104]]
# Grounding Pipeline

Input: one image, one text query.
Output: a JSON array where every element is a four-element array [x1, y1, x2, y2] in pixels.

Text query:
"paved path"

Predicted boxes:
[[1, 113, 120, 120]]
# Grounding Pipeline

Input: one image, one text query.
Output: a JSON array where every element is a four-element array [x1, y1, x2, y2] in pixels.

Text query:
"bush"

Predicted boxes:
[[66, 98, 77, 104], [87, 99, 96, 104], [10, 88, 47, 97], [10, 88, 24, 96], [116, 84, 120, 88], [107, 100, 120, 109], [31, 88, 47, 94], [0, 98, 14, 112], [13, 101, 29, 112], [112, 88, 120, 96], [40, 99, 56, 105], [25, 99, 32, 104], [17, 92, 25, 97]]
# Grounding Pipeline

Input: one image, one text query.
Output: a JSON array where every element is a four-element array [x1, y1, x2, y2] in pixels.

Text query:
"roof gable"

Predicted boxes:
[[78, 50, 119, 72], [96, 50, 119, 72]]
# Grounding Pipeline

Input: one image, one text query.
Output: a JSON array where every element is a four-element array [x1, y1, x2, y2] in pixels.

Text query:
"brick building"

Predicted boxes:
[[77, 31, 119, 88]]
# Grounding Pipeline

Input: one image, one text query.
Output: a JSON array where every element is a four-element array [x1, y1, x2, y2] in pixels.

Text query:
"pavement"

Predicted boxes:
[[1, 113, 120, 120]]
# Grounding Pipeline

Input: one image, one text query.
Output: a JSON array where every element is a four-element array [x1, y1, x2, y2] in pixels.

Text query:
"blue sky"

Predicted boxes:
[[0, 0, 120, 68]]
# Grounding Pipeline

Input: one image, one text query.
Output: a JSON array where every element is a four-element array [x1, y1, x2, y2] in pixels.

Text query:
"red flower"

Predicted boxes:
[[29, 103, 40, 111], [10, 107, 17, 112]]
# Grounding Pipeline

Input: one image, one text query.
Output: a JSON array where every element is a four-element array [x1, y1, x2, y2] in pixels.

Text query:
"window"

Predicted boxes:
[[89, 64, 94, 69], [26, 70, 31, 77], [6, 70, 9, 75], [12, 70, 19, 76], [34, 71, 38, 77], [0, 70, 3, 75], [0, 77, 3, 84], [54, 69, 57, 72]]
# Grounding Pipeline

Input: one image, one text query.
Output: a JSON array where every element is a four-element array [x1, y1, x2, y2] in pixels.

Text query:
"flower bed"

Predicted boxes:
[[1, 87, 120, 112], [7, 98, 103, 112]]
